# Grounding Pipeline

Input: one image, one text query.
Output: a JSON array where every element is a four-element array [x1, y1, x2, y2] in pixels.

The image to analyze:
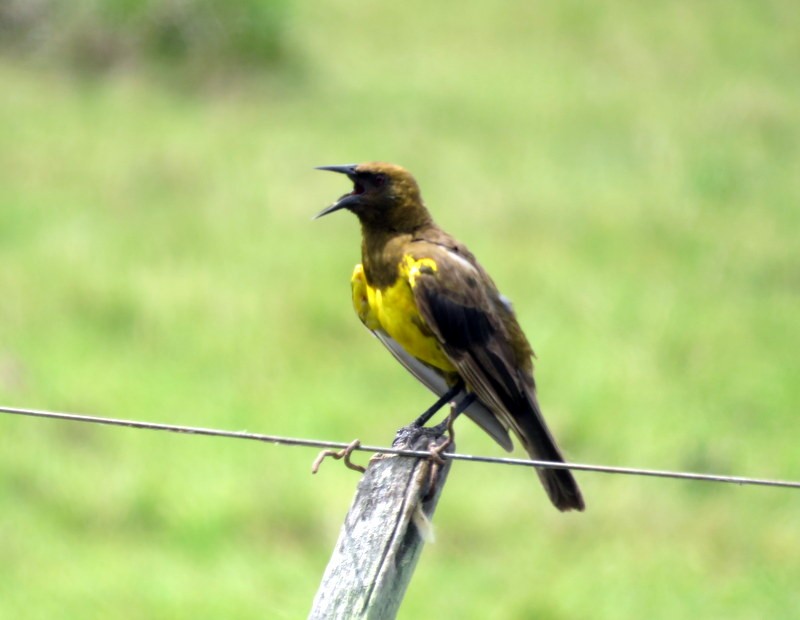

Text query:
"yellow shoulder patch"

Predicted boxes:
[[399, 254, 438, 288]]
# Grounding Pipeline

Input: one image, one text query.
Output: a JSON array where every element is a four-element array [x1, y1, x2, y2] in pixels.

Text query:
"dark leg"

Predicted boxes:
[[429, 392, 477, 434], [412, 380, 464, 427], [393, 383, 470, 466], [451, 391, 477, 419]]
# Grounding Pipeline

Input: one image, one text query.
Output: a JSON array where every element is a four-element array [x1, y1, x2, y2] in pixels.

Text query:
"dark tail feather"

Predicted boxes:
[[455, 350, 584, 511], [518, 394, 585, 512], [536, 461, 585, 512]]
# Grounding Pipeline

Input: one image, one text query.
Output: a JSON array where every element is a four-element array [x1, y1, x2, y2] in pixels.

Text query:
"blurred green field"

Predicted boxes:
[[1, 1, 799, 618]]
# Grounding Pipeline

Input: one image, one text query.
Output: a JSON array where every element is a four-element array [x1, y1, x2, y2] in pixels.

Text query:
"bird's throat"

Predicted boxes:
[[360, 227, 411, 289]]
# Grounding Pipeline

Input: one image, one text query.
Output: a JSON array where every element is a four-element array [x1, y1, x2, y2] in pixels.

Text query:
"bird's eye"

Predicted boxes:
[[374, 174, 387, 187]]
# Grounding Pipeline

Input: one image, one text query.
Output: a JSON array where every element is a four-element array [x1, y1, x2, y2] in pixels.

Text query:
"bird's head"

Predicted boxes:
[[315, 162, 432, 232]]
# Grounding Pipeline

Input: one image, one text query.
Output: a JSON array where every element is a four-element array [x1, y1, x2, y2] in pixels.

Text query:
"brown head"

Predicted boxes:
[[315, 162, 433, 232]]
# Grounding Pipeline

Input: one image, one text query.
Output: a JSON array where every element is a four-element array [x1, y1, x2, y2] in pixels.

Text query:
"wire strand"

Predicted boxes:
[[2, 404, 799, 490]]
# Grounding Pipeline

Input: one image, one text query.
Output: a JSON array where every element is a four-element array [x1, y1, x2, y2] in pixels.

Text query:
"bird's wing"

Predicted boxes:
[[350, 261, 512, 450], [408, 243, 584, 511], [408, 245, 530, 429], [369, 328, 513, 451]]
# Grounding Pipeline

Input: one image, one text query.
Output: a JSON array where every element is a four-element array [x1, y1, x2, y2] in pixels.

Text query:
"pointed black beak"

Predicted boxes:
[[314, 164, 359, 219], [315, 164, 358, 176]]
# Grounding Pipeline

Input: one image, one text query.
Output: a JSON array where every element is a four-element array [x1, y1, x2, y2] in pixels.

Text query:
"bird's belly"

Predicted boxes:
[[352, 265, 455, 372]]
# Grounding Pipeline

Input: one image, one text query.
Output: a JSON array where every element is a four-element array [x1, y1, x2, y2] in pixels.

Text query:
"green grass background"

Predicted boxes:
[[1, 1, 799, 618]]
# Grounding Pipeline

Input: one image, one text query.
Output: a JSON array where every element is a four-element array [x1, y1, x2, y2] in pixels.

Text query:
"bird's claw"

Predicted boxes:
[[311, 439, 366, 474]]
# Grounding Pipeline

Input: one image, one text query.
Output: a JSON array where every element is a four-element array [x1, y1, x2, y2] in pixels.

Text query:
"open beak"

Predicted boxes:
[[314, 164, 359, 219]]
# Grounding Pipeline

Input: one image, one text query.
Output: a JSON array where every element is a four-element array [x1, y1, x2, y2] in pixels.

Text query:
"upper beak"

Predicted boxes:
[[316, 164, 358, 176], [314, 164, 359, 219]]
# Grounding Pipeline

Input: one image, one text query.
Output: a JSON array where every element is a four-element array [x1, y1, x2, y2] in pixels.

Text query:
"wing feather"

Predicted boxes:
[[410, 243, 585, 511]]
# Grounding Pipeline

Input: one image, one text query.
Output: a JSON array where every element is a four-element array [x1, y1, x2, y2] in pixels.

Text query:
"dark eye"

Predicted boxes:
[[374, 173, 387, 187]]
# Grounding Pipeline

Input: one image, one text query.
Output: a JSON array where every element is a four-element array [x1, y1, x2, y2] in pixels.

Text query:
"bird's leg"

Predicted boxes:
[[411, 380, 464, 428], [429, 391, 477, 437]]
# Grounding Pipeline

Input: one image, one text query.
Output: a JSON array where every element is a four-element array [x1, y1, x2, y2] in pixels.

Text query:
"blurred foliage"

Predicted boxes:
[[0, 0, 799, 618], [0, 0, 290, 75]]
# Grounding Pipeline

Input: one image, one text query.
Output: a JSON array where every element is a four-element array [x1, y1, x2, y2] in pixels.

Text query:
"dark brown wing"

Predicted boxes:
[[409, 242, 585, 511]]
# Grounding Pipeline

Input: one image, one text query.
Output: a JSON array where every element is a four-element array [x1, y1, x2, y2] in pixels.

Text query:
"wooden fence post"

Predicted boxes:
[[308, 425, 453, 619]]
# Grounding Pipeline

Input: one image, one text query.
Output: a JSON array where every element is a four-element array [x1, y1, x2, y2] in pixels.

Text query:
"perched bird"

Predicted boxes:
[[316, 162, 584, 512]]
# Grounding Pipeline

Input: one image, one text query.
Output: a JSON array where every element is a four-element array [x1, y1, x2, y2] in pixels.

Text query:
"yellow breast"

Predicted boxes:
[[351, 257, 456, 372]]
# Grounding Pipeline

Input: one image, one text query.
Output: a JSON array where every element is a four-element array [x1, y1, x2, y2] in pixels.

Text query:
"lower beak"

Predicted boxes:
[[313, 201, 347, 219]]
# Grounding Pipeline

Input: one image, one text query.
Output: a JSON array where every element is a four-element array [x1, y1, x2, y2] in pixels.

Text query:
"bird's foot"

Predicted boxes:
[[426, 408, 457, 464], [393, 422, 448, 451], [395, 409, 456, 466], [310, 439, 366, 474], [393, 413, 458, 502]]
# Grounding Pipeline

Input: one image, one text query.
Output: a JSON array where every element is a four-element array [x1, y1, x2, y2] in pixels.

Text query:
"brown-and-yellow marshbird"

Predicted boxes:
[[316, 162, 584, 511]]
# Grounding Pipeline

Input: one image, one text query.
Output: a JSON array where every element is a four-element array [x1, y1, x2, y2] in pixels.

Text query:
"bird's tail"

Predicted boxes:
[[517, 392, 585, 512]]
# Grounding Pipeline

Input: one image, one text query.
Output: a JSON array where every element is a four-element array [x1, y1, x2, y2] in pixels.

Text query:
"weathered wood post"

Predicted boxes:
[[309, 425, 453, 620]]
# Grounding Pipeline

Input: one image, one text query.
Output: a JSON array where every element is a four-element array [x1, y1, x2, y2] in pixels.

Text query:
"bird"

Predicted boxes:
[[315, 162, 584, 512]]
